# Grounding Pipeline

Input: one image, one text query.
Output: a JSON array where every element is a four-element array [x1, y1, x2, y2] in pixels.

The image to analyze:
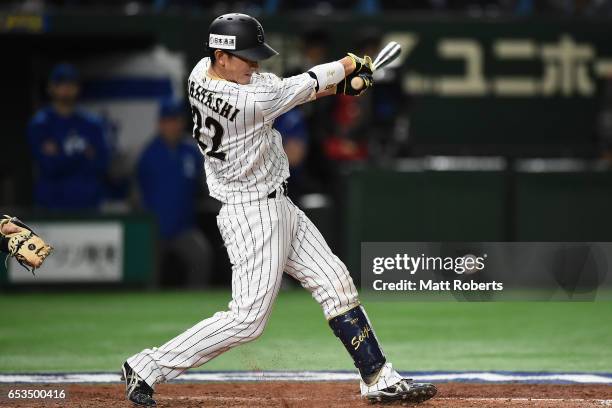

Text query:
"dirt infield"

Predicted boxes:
[[1, 382, 611, 407]]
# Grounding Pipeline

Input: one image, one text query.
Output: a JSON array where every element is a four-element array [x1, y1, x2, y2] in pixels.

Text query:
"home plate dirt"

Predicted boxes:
[[1, 383, 611, 407]]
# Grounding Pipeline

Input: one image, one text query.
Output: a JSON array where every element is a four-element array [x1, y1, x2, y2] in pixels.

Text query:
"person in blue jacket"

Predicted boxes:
[[27, 63, 110, 211], [138, 98, 212, 287]]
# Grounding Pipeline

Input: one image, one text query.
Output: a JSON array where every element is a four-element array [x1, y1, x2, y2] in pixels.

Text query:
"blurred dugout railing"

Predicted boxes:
[[342, 157, 612, 274]]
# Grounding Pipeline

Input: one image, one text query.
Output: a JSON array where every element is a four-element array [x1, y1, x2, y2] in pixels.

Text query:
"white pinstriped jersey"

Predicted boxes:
[[187, 57, 317, 204]]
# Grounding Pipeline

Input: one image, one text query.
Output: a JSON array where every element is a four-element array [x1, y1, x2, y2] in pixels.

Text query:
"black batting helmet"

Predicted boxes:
[[207, 13, 278, 61]]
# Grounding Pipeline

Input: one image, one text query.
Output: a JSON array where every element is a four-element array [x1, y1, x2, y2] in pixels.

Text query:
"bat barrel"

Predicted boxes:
[[372, 41, 401, 71], [350, 41, 401, 91]]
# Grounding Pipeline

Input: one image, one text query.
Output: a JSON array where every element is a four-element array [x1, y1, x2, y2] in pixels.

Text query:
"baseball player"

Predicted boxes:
[[122, 13, 437, 406]]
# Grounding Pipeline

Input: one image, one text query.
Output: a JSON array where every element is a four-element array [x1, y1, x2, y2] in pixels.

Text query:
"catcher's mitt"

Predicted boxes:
[[0, 215, 53, 274]]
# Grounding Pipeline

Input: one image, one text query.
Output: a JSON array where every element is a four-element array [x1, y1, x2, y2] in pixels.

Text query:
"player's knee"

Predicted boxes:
[[231, 310, 269, 342], [234, 322, 266, 345], [247, 322, 267, 340]]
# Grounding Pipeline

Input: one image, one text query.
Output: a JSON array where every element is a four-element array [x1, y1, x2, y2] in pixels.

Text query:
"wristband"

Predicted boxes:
[[307, 61, 345, 92]]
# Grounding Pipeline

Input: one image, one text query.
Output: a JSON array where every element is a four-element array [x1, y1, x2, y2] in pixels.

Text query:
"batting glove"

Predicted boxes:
[[347, 53, 374, 75]]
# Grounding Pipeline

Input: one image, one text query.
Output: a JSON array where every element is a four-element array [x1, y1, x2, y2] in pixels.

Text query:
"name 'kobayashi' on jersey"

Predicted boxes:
[[187, 57, 317, 205]]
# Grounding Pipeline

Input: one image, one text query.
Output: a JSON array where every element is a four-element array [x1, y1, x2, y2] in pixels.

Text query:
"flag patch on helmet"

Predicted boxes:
[[209, 34, 237, 50]]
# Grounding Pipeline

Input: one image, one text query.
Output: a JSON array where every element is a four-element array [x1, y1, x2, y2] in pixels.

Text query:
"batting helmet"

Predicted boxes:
[[207, 13, 278, 61]]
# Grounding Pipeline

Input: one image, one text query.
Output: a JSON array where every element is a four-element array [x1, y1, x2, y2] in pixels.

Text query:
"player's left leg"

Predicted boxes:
[[284, 202, 437, 403], [122, 197, 296, 406]]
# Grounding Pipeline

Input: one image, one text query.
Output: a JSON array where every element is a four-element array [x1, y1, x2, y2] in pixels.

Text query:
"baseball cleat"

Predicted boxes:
[[365, 379, 437, 404], [121, 362, 156, 407]]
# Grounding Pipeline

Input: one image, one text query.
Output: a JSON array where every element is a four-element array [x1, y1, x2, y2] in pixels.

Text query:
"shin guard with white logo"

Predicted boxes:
[[328, 305, 386, 382]]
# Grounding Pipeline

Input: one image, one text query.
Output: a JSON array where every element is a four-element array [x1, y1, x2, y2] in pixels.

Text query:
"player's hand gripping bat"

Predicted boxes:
[[351, 41, 402, 91]]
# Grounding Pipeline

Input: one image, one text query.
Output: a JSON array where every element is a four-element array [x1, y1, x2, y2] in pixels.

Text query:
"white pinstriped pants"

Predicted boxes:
[[127, 194, 359, 387]]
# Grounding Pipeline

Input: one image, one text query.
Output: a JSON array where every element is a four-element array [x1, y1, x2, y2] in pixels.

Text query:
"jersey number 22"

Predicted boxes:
[[191, 106, 226, 161]]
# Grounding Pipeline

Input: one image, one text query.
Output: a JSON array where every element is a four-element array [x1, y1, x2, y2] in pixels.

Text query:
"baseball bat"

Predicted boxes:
[[350, 41, 402, 90]]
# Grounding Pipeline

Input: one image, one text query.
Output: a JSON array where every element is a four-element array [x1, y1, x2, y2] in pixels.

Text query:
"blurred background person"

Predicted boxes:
[[325, 91, 370, 162], [137, 98, 213, 288], [27, 63, 110, 211], [324, 35, 376, 164], [274, 97, 310, 201]]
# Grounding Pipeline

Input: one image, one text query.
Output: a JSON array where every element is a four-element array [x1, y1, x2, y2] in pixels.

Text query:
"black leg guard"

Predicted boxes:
[[328, 305, 386, 382]]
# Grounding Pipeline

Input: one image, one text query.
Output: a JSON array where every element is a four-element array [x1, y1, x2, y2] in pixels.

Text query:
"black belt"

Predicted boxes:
[[268, 181, 288, 199]]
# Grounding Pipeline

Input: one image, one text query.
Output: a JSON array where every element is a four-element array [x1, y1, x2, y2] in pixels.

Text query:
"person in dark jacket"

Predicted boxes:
[[138, 98, 212, 287], [27, 63, 110, 210]]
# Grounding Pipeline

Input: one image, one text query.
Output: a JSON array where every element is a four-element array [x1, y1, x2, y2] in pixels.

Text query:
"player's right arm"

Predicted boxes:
[[252, 72, 319, 122], [253, 54, 373, 121]]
